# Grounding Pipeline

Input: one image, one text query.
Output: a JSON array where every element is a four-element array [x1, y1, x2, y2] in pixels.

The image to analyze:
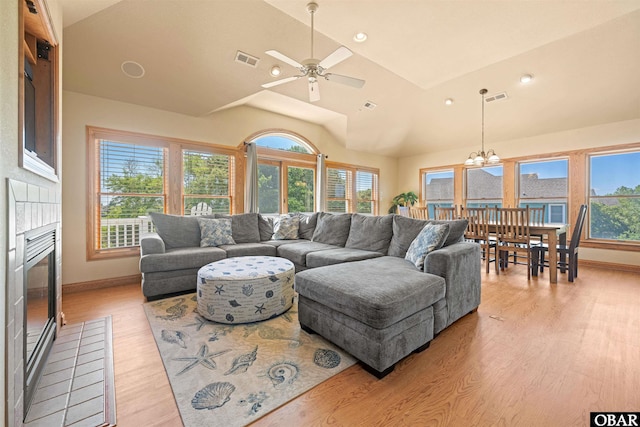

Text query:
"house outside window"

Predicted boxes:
[[465, 165, 503, 208], [517, 159, 568, 223], [588, 150, 640, 242], [423, 169, 454, 219]]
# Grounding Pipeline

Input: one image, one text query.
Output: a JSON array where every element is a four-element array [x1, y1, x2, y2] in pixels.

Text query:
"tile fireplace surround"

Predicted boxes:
[[6, 179, 62, 426]]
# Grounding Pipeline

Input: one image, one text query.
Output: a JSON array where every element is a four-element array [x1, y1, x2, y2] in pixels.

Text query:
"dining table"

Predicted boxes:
[[487, 223, 568, 283]]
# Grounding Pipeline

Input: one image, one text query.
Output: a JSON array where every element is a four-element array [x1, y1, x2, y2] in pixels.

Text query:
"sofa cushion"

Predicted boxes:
[[217, 212, 261, 243], [273, 215, 300, 240], [306, 248, 384, 268], [277, 241, 340, 266], [311, 212, 352, 246], [258, 214, 274, 241], [197, 218, 235, 247], [149, 212, 203, 249], [295, 256, 446, 329], [428, 219, 468, 247], [404, 223, 450, 269], [261, 239, 306, 248], [295, 212, 318, 240], [140, 246, 227, 273], [218, 243, 276, 258], [387, 215, 429, 258], [345, 213, 393, 254]]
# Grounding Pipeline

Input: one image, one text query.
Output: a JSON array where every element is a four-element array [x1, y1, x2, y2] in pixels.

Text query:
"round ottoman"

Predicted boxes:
[[197, 256, 295, 324]]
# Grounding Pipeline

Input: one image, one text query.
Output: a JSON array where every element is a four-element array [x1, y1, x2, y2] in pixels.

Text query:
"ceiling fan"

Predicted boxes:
[[261, 1, 365, 102]]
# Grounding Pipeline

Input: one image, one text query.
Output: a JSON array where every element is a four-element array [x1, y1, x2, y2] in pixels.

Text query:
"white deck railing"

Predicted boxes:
[[100, 216, 154, 248]]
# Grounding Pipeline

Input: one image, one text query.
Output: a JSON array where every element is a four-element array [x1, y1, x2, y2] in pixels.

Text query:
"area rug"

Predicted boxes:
[[143, 293, 356, 427]]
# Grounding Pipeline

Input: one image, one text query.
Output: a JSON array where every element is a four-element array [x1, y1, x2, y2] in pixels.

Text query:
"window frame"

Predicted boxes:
[[86, 126, 240, 260], [516, 157, 569, 224], [326, 160, 380, 215]]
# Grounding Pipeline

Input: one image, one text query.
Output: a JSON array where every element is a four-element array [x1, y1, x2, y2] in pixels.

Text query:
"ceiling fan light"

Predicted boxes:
[[270, 65, 281, 77]]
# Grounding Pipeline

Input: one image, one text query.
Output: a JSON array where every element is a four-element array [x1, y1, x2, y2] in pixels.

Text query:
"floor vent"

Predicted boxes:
[[485, 92, 508, 103], [235, 51, 259, 68]]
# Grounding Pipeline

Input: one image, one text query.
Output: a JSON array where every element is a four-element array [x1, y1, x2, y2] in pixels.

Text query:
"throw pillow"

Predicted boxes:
[[404, 223, 450, 270], [295, 212, 318, 240], [257, 214, 274, 241], [149, 212, 202, 248], [197, 218, 236, 247], [345, 213, 393, 254], [311, 212, 352, 246], [273, 215, 300, 240], [428, 219, 468, 247]]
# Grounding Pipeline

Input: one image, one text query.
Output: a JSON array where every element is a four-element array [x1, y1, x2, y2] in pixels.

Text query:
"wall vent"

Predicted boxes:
[[363, 101, 377, 110], [235, 51, 260, 68], [485, 92, 508, 103]]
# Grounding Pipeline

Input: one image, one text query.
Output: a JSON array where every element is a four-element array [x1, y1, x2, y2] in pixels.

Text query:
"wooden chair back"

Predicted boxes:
[[496, 207, 531, 245], [528, 205, 545, 226], [462, 207, 488, 241], [409, 206, 429, 220], [434, 205, 458, 220], [569, 204, 588, 250]]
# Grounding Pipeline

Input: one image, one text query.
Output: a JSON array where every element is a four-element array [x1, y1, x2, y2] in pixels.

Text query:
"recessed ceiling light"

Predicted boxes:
[[520, 74, 533, 84], [121, 61, 145, 78], [353, 32, 368, 42], [270, 65, 281, 77], [444, 98, 454, 106]]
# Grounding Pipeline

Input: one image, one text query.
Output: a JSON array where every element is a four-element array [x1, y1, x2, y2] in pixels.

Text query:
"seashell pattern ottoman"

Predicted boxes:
[[197, 256, 295, 324]]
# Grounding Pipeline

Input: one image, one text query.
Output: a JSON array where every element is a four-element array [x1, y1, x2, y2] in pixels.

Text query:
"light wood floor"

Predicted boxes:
[[62, 265, 640, 427]]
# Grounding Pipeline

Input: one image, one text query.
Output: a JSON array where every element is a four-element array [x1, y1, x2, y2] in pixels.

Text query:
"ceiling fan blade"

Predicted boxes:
[[308, 80, 320, 103], [324, 73, 365, 89], [261, 75, 300, 89], [318, 46, 353, 70], [265, 50, 304, 70]]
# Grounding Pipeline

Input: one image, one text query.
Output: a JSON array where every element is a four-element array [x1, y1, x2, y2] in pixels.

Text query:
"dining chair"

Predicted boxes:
[[434, 205, 458, 220], [532, 204, 587, 282], [409, 206, 429, 220], [495, 207, 535, 279], [462, 207, 496, 273]]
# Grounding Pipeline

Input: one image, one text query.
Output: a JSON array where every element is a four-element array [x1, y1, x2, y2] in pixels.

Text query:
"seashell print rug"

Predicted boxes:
[[143, 293, 356, 427]]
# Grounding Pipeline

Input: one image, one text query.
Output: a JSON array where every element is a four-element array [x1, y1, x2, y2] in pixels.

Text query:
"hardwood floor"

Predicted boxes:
[[62, 265, 640, 427]]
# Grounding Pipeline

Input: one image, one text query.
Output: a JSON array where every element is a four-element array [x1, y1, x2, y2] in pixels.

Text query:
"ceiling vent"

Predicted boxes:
[[485, 92, 508, 103], [235, 51, 259, 68], [363, 101, 377, 110]]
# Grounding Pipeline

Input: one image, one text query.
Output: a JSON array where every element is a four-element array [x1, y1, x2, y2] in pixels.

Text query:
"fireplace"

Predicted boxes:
[[23, 224, 57, 411]]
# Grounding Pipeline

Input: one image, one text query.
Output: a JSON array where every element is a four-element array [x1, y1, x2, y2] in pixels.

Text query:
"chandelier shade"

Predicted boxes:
[[464, 88, 500, 166]]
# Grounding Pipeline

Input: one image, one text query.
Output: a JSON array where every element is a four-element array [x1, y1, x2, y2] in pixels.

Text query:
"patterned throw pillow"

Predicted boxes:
[[404, 223, 450, 270], [273, 215, 300, 240], [197, 218, 235, 247]]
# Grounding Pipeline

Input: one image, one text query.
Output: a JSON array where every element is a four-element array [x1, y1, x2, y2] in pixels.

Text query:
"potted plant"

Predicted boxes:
[[388, 191, 419, 214]]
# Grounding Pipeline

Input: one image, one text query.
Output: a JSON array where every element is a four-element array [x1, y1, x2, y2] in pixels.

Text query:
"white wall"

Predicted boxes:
[[61, 91, 398, 285], [396, 118, 640, 267]]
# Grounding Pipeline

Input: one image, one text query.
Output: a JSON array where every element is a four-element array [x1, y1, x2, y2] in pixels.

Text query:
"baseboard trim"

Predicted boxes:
[[63, 274, 141, 294], [581, 260, 640, 274]]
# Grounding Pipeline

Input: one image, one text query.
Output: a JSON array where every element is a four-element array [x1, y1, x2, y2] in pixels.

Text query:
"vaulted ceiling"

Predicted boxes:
[[60, 0, 640, 157]]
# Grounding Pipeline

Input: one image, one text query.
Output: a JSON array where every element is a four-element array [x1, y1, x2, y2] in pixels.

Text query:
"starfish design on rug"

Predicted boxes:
[[186, 315, 208, 331], [214, 285, 225, 295], [254, 303, 265, 314], [173, 344, 231, 376]]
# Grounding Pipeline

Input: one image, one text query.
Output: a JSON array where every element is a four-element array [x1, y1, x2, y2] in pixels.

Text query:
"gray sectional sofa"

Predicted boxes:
[[139, 211, 481, 377]]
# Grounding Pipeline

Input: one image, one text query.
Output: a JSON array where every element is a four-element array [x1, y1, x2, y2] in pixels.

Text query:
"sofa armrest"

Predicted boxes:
[[424, 241, 481, 329], [140, 233, 166, 255]]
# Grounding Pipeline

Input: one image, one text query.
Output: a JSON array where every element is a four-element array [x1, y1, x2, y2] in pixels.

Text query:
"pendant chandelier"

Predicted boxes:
[[464, 88, 500, 166]]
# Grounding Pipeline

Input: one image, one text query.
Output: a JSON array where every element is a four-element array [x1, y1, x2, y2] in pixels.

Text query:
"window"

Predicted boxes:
[[327, 167, 350, 213], [356, 171, 377, 214], [423, 169, 454, 219], [287, 165, 315, 213], [183, 150, 233, 215], [87, 127, 237, 259], [518, 159, 568, 223], [326, 164, 379, 214], [253, 133, 313, 154], [589, 151, 640, 242], [466, 165, 503, 208], [257, 162, 281, 214]]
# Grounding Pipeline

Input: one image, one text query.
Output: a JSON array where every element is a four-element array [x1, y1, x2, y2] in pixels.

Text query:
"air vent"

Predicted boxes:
[[235, 51, 259, 68], [485, 92, 508, 103], [363, 101, 377, 110]]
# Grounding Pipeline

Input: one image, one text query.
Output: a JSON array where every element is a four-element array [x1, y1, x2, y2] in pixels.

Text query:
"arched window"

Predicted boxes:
[[247, 131, 318, 215]]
